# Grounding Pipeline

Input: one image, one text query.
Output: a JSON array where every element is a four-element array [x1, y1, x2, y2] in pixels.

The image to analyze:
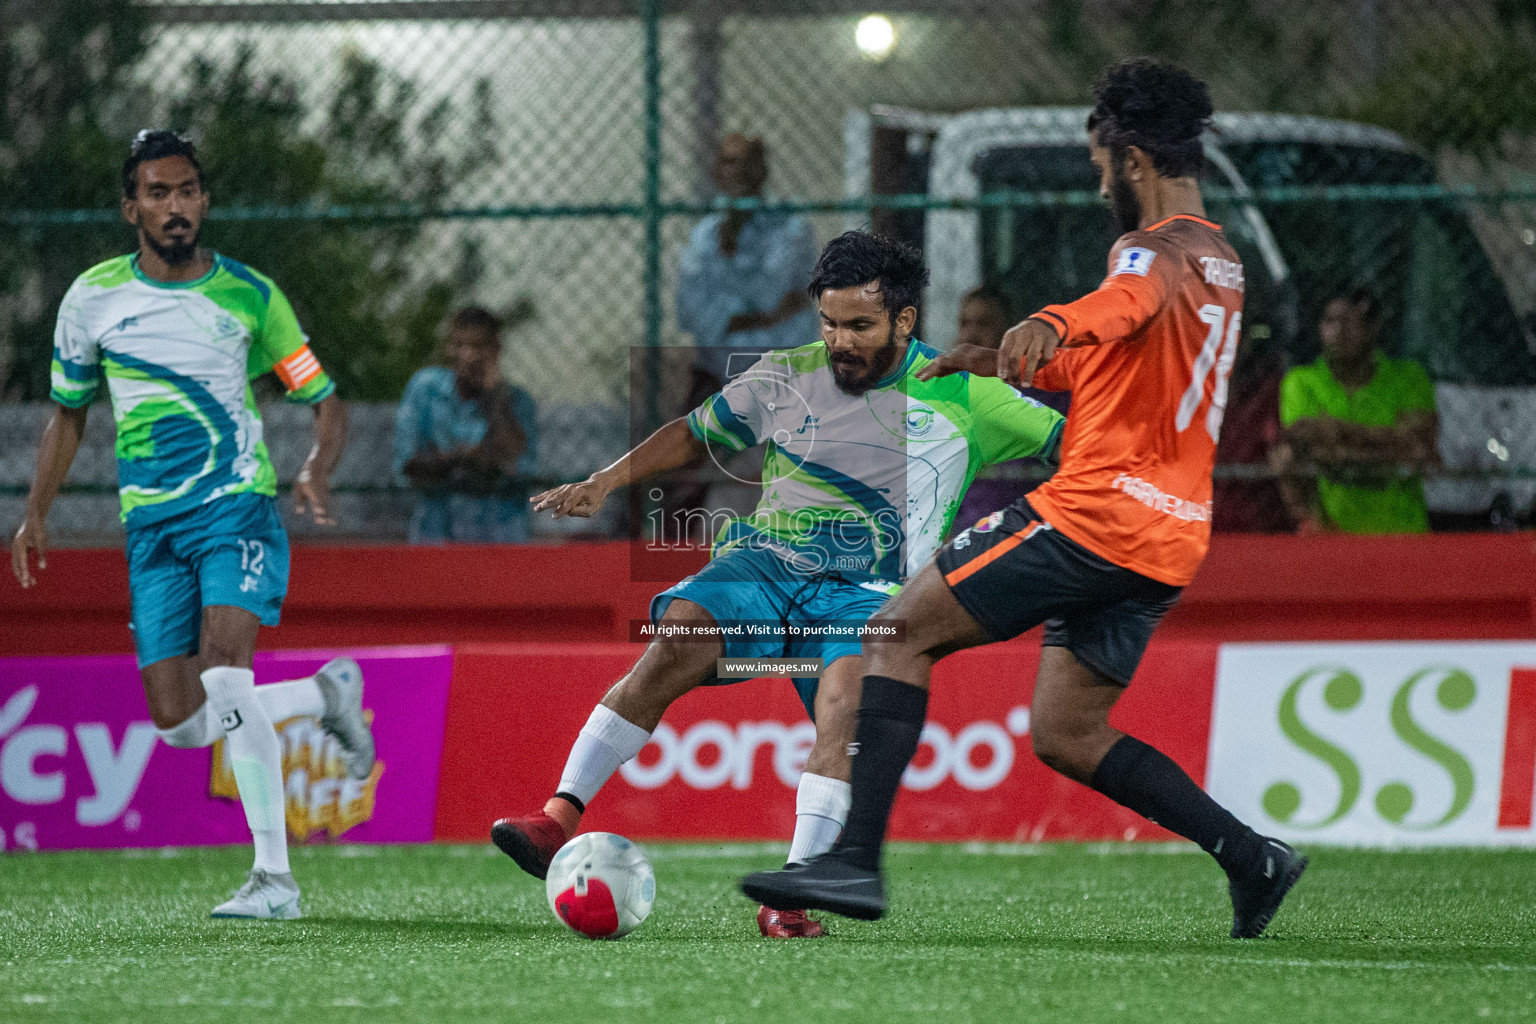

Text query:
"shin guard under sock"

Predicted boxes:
[[835, 676, 929, 871], [1090, 735, 1262, 876]]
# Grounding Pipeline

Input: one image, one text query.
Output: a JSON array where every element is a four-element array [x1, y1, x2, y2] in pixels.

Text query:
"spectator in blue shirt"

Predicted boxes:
[[677, 133, 818, 389], [669, 134, 818, 525], [394, 306, 538, 544]]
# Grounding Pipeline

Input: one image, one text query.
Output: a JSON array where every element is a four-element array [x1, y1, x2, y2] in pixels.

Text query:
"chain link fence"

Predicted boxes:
[[2, 0, 1534, 541]]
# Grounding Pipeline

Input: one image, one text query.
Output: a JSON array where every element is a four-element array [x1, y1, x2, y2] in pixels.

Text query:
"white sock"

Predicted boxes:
[[156, 702, 221, 749], [151, 676, 322, 751], [556, 704, 652, 807], [201, 666, 290, 875], [258, 675, 325, 723], [787, 773, 852, 864]]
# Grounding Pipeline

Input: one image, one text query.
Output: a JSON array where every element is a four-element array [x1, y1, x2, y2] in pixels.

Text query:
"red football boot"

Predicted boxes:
[[490, 812, 571, 880], [757, 905, 825, 938]]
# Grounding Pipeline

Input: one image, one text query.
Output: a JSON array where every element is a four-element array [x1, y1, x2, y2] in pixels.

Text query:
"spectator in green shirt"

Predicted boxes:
[[1277, 288, 1439, 534]]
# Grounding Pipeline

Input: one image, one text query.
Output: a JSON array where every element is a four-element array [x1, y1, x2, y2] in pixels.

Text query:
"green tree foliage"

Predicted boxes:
[[1024, 0, 1334, 113], [1024, 0, 1536, 162], [168, 44, 502, 401], [1350, 23, 1536, 159], [1, 1, 516, 402], [0, 0, 151, 400]]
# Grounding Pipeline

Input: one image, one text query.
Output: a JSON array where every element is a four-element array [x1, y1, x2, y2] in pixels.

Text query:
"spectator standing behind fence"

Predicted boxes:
[[677, 133, 818, 394], [1276, 289, 1438, 534], [393, 307, 538, 544], [954, 286, 1068, 528], [668, 133, 818, 526]]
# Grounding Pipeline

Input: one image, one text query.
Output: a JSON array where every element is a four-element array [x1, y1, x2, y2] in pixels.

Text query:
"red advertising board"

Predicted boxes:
[[433, 640, 1219, 844]]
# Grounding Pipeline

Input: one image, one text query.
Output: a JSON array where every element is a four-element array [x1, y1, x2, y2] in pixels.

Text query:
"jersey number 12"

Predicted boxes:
[[1176, 303, 1242, 442]]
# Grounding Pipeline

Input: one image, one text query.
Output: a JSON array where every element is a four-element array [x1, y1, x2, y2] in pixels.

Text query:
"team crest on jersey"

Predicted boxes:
[[905, 406, 935, 437], [214, 313, 243, 338], [973, 511, 1004, 533], [1112, 247, 1156, 277]]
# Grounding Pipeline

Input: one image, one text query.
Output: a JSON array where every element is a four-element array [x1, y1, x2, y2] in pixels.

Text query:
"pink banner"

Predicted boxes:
[[0, 646, 453, 852]]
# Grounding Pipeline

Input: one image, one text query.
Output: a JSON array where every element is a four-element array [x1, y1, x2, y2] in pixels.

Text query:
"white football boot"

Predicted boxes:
[[210, 869, 302, 920], [315, 656, 376, 780]]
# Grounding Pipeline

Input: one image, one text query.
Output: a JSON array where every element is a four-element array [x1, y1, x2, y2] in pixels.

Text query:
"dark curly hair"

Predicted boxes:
[[807, 231, 929, 318], [1086, 58, 1213, 179], [122, 130, 202, 198], [451, 305, 503, 338]]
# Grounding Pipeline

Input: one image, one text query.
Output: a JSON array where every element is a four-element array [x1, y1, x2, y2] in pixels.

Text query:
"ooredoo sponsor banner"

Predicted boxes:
[[1207, 642, 1536, 847], [0, 647, 453, 852], [433, 641, 1220, 842]]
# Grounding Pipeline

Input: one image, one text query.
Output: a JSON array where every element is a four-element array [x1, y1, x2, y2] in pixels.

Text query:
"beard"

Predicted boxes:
[[144, 219, 199, 266], [1109, 164, 1142, 235], [831, 324, 900, 396]]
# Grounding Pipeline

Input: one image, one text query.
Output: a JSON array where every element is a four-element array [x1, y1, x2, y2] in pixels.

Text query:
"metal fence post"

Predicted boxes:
[[643, 0, 663, 436]]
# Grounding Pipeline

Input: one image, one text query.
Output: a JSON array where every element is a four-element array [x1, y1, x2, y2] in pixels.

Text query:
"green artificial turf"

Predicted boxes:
[[2, 842, 1533, 1023]]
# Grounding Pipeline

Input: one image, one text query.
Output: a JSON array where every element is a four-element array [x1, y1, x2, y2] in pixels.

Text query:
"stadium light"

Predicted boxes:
[[855, 15, 896, 61]]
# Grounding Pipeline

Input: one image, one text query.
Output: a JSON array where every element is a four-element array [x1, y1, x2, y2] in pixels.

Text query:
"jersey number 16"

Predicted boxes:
[[1175, 303, 1242, 443]]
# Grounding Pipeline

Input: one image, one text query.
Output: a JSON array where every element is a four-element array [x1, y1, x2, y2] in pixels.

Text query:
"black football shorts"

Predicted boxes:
[[935, 500, 1182, 685]]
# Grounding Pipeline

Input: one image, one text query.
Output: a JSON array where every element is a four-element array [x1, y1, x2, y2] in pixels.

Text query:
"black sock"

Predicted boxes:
[[1090, 735, 1263, 877], [552, 791, 586, 815], [835, 675, 929, 871]]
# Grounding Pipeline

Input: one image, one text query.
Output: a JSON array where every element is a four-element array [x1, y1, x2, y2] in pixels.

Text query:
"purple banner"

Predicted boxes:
[[0, 646, 453, 852]]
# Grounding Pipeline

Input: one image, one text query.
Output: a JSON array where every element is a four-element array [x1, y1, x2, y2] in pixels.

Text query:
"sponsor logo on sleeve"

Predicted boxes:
[[1112, 247, 1156, 277]]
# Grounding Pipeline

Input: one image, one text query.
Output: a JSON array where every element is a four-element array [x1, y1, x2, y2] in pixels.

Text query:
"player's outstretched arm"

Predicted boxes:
[[11, 404, 88, 588], [998, 319, 1062, 387], [532, 417, 705, 519], [913, 343, 999, 381], [293, 393, 347, 527]]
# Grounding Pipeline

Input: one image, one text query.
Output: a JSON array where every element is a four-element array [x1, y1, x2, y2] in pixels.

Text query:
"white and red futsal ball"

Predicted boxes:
[[546, 832, 656, 939]]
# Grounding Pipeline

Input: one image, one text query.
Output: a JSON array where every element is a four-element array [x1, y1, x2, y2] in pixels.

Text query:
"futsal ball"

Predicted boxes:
[[545, 832, 656, 939]]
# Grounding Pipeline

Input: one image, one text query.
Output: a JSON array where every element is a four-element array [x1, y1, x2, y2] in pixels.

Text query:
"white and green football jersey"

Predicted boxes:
[[687, 339, 1063, 581], [50, 253, 334, 529]]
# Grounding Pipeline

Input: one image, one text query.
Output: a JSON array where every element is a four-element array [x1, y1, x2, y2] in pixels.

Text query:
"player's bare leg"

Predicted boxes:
[[492, 597, 723, 878], [758, 653, 862, 938], [1026, 647, 1127, 783], [146, 621, 372, 777]]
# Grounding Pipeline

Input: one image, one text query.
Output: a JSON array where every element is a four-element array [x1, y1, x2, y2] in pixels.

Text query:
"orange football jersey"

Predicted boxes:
[[1024, 214, 1245, 586]]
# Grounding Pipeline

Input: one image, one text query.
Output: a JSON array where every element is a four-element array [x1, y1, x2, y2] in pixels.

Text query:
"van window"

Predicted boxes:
[[973, 146, 1290, 367], [1219, 142, 1534, 384], [973, 145, 1115, 319]]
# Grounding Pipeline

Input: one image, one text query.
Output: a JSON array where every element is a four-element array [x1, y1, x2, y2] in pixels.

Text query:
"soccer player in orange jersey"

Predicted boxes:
[[743, 59, 1306, 939]]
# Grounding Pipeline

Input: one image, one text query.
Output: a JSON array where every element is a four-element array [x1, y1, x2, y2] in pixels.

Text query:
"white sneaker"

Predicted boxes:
[[316, 656, 375, 780], [210, 869, 302, 920]]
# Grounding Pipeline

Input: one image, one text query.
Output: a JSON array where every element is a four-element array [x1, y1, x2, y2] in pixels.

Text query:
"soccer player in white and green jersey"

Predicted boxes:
[[9, 130, 375, 919], [491, 231, 1063, 937]]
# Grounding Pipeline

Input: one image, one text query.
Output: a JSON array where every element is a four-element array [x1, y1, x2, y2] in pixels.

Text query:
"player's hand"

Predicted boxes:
[[11, 517, 47, 589], [914, 344, 999, 381], [293, 471, 337, 527], [531, 477, 611, 519], [999, 318, 1061, 387]]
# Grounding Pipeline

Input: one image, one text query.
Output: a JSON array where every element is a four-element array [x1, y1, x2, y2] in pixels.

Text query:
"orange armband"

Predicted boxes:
[[273, 344, 324, 392]]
